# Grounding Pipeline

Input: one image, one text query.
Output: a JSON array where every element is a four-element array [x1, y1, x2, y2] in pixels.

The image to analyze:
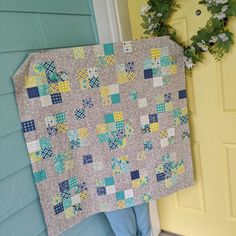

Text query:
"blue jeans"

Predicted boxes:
[[104, 203, 151, 236]]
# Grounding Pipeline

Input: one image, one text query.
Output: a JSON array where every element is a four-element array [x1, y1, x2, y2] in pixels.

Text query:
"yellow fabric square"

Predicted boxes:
[[80, 192, 89, 200], [96, 124, 108, 134], [78, 69, 88, 79], [127, 72, 136, 82], [114, 112, 123, 122], [150, 122, 159, 132], [105, 55, 116, 65], [49, 83, 59, 94], [174, 118, 181, 126], [100, 86, 110, 96], [117, 200, 126, 208], [58, 81, 71, 92], [65, 207, 74, 219], [78, 128, 89, 138], [72, 47, 85, 59], [24, 76, 37, 88], [165, 179, 173, 188], [57, 123, 68, 133], [132, 179, 141, 188], [151, 48, 161, 59], [177, 165, 185, 174], [29, 152, 43, 163], [182, 107, 188, 115], [160, 129, 168, 138], [117, 72, 128, 84], [165, 102, 173, 111], [64, 160, 74, 171], [101, 96, 112, 105], [169, 64, 177, 74]]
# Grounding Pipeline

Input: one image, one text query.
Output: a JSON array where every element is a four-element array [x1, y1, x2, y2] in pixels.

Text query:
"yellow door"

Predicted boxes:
[[128, 1, 236, 235]]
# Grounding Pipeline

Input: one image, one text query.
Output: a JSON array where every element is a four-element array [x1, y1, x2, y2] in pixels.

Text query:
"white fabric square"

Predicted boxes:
[[138, 98, 148, 108], [45, 115, 56, 126], [71, 194, 81, 204], [40, 95, 52, 107], [161, 138, 169, 148], [106, 185, 115, 195], [27, 140, 40, 153], [110, 84, 119, 94], [123, 41, 133, 53], [124, 189, 134, 198], [167, 128, 175, 137], [140, 115, 149, 125], [153, 77, 163, 87]]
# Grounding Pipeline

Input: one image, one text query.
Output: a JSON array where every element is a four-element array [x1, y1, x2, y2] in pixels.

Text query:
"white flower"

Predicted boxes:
[[184, 56, 194, 69], [215, 0, 228, 4], [148, 23, 155, 31], [157, 13, 163, 17], [222, 5, 228, 12], [197, 40, 208, 51], [218, 33, 229, 41], [140, 5, 151, 16], [209, 36, 218, 43], [213, 12, 226, 20]]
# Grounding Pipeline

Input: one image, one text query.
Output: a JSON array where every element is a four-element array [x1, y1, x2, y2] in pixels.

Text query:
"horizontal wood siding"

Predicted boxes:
[[0, 0, 114, 235]]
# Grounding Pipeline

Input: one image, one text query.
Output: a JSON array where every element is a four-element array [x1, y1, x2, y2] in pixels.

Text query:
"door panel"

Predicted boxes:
[[128, 0, 236, 235]]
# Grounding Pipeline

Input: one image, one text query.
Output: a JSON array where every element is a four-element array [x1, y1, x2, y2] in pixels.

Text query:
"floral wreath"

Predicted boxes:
[[141, 0, 236, 69]]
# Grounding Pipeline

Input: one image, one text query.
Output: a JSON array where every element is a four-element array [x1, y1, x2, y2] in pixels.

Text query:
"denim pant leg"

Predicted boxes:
[[133, 203, 152, 236], [104, 207, 137, 236]]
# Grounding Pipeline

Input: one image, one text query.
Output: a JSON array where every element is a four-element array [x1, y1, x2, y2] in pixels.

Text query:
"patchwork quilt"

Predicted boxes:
[[13, 36, 194, 236]]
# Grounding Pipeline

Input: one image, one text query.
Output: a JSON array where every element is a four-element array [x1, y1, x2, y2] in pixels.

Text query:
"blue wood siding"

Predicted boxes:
[[0, 1, 114, 235]]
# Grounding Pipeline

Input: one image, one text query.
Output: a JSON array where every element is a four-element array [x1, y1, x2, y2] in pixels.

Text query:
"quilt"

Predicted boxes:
[[12, 36, 194, 236]]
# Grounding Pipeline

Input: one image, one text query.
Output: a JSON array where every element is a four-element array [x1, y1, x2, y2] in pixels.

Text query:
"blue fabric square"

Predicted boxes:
[[89, 77, 100, 88], [41, 147, 53, 159], [97, 186, 106, 196], [178, 89, 187, 99], [83, 154, 93, 164], [75, 108, 85, 119], [144, 69, 153, 79], [51, 93, 62, 104], [156, 172, 165, 182], [22, 120, 36, 133], [130, 170, 140, 180], [54, 202, 64, 215], [59, 180, 69, 192], [27, 87, 39, 98], [148, 113, 158, 123]]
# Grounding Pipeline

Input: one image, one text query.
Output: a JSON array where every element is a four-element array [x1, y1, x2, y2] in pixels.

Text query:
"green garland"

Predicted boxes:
[[141, 0, 236, 69]]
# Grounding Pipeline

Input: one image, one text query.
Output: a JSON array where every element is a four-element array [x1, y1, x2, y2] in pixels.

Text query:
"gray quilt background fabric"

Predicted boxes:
[[12, 36, 194, 236]]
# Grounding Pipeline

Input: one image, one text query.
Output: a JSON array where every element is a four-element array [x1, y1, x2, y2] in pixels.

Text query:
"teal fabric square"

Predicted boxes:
[[38, 84, 49, 96], [105, 176, 114, 186], [98, 133, 110, 143], [156, 103, 166, 113], [39, 137, 51, 149], [104, 113, 114, 123], [69, 177, 78, 189], [116, 191, 125, 201], [111, 93, 120, 104], [115, 121, 124, 130], [63, 198, 72, 209], [125, 198, 135, 207], [160, 56, 171, 67], [103, 43, 114, 55], [48, 72, 60, 82], [33, 170, 47, 183], [152, 68, 161, 77], [55, 112, 66, 123]]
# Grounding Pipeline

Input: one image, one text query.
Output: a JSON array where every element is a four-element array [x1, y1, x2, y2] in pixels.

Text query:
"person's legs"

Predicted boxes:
[[133, 203, 152, 236], [104, 207, 137, 236]]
